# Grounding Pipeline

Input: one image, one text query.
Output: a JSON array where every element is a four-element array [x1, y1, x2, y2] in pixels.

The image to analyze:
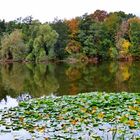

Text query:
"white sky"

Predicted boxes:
[[0, 0, 140, 22]]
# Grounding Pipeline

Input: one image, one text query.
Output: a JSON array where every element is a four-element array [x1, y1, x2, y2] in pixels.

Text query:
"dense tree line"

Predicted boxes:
[[0, 10, 140, 62]]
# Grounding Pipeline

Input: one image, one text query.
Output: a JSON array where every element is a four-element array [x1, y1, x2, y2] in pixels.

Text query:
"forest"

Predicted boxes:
[[0, 10, 139, 62]]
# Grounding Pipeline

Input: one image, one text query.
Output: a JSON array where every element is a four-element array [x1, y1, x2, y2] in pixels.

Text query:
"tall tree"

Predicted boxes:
[[66, 18, 80, 40], [26, 24, 58, 61], [89, 10, 108, 22], [0, 29, 27, 61], [128, 17, 140, 57], [51, 19, 69, 59]]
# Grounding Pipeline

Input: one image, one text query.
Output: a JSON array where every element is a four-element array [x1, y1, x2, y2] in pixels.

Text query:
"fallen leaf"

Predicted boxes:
[[98, 112, 104, 119], [127, 120, 135, 127]]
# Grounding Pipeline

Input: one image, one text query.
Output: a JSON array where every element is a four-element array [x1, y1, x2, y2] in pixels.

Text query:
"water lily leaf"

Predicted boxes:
[[71, 120, 78, 125], [0, 92, 140, 139], [127, 120, 135, 127], [98, 112, 104, 119], [37, 126, 45, 133]]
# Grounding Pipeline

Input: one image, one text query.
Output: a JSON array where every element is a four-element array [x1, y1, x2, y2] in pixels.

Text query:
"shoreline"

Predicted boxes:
[[0, 56, 138, 64]]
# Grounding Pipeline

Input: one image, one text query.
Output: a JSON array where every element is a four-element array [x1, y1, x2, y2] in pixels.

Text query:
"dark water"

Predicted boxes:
[[0, 61, 140, 100]]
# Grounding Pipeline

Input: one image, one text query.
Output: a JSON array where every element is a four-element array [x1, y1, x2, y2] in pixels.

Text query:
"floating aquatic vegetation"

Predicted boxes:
[[0, 92, 140, 139]]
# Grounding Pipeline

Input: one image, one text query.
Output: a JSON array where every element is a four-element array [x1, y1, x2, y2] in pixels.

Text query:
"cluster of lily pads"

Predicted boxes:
[[0, 92, 140, 139]]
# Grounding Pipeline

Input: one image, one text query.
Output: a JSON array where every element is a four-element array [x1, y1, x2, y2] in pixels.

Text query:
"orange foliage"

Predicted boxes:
[[19, 117, 24, 123], [66, 18, 79, 39], [65, 67, 81, 81], [71, 119, 78, 125], [65, 40, 81, 54], [128, 17, 140, 24], [69, 83, 78, 95], [127, 120, 135, 127]]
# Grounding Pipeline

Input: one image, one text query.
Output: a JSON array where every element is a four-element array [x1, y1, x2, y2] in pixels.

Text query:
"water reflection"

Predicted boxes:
[[0, 61, 140, 100], [0, 96, 18, 109]]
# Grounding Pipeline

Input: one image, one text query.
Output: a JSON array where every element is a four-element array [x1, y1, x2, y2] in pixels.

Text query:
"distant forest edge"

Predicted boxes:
[[0, 10, 140, 62]]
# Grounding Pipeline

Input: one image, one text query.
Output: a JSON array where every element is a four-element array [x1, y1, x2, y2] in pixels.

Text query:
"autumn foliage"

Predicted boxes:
[[0, 10, 140, 61]]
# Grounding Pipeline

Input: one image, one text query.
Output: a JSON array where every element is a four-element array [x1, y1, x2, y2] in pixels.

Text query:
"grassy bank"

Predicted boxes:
[[0, 92, 140, 139]]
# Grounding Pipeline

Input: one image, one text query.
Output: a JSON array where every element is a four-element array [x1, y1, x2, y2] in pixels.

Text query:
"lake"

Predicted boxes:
[[0, 61, 140, 101], [0, 61, 140, 139]]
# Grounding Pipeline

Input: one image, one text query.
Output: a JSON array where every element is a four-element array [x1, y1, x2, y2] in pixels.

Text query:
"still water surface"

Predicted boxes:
[[0, 61, 140, 139], [0, 61, 140, 100]]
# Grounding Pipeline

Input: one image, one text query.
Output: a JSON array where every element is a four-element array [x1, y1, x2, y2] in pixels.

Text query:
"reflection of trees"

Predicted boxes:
[[1, 63, 28, 92], [64, 62, 117, 94], [0, 85, 15, 100], [83, 63, 116, 92], [24, 63, 59, 97], [0, 64, 26, 99], [0, 63, 59, 98], [65, 67, 81, 81], [128, 62, 140, 92], [109, 62, 118, 74], [63, 61, 134, 94], [116, 62, 131, 82], [68, 83, 78, 95], [1, 61, 140, 99], [115, 62, 131, 91]]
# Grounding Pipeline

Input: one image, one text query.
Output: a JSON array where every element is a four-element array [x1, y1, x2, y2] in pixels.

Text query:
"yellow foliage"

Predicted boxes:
[[80, 107, 87, 113], [122, 39, 131, 49], [98, 112, 104, 119], [129, 106, 139, 111], [37, 126, 46, 133], [71, 120, 78, 125], [127, 120, 135, 127], [121, 69, 130, 81], [119, 39, 131, 57], [118, 63, 131, 81], [19, 117, 24, 123], [58, 115, 64, 120], [92, 106, 97, 114], [128, 17, 140, 24]]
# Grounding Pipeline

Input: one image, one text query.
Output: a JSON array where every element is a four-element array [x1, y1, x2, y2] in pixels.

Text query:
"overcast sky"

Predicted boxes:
[[0, 0, 140, 22]]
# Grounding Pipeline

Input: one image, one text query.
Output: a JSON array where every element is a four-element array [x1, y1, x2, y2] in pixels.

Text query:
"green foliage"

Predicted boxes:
[[0, 20, 6, 36], [78, 14, 112, 59], [109, 47, 118, 59], [51, 19, 69, 59], [98, 39, 112, 59], [78, 20, 100, 57], [129, 18, 140, 56], [0, 11, 139, 61], [26, 24, 58, 61], [26, 53, 35, 61], [0, 30, 27, 61]]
